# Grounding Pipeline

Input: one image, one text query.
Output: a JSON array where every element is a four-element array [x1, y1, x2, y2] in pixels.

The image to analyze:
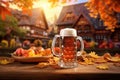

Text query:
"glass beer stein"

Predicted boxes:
[[52, 28, 84, 68]]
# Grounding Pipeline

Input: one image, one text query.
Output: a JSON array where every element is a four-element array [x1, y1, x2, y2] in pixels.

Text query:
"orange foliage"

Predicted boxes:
[[12, 0, 34, 15], [48, 0, 59, 7], [0, 0, 77, 19], [0, 0, 37, 20], [48, 0, 77, 7], [0, 1, 11, 20], [85, 0, 120, 32]]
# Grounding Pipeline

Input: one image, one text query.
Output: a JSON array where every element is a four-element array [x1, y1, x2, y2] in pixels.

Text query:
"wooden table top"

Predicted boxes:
[[0, 62, 120, 80]]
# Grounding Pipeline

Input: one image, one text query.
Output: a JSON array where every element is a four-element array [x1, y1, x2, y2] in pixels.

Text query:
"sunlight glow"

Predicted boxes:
[[33, 0, 62, 24], [10, 0, 88, 24], [33, 0, 88, 23]]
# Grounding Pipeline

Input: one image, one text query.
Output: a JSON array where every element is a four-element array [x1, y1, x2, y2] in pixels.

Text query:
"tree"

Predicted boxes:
[[0, 15, 27, 39], [1, 0, 120, 32], [85, 0, 120, 32], [49, 0, 120, 32], [48, 0, 120, 32], [0, 0, 36, 39], [0, 0, 37, 20], [0, 0, 76, 19]]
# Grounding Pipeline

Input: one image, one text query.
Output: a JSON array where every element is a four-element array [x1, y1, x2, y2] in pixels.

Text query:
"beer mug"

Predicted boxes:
[[51, 28, 84, 68]]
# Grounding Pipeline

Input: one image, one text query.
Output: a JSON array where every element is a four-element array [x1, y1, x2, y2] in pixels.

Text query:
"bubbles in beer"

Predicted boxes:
[[62, 36, 77, 62]]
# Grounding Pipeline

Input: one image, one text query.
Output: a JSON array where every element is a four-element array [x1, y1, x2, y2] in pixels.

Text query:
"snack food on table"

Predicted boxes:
[[13, 47, 52, 57]]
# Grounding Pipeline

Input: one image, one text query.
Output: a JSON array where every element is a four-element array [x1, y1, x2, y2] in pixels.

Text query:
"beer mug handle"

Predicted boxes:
[[51, 35, 61, 57], [77, 36, 84, 56]]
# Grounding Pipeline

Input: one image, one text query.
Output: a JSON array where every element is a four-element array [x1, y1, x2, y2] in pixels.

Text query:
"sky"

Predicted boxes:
[[10, 0, 88, 24], [33, 0, 88, 24], [65, 0, 88, 5]]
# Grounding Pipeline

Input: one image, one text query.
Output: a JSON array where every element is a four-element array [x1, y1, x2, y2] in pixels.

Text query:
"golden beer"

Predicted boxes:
[[52, 28, 84, 68]]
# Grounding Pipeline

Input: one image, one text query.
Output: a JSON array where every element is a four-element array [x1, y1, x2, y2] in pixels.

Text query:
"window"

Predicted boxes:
[[83, 36, 91, 41], [96, 35, 106, 40], [99, 20, 103, 27], [77, 25, 83, 33], [84, 25, 91, 33], [63, 12, 76, 21]]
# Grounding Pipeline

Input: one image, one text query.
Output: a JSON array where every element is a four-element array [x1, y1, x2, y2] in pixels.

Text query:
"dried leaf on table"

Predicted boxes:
[[49, 57, 59, 65], [50, 64, 62, 69], [0, 57, 14, 65], [103, 53, 112, 59], [81, 50, 87, 55], [114, 53, 120, 58], [94, 57, 107, 63], [107, 57, 120, 63], [96, 64, 109, 70], [79, 57, 94, 65], [79, 61, 88, 65], [84, 58, 94, 65], [35, 62, 49, 69], [88, 51, 100, 59], [113, 62, 120, 67]]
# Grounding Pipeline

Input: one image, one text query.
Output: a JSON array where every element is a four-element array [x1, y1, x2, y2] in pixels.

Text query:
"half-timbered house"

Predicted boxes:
[[56, 3, 120, 46], [12, 8, 48, 39]]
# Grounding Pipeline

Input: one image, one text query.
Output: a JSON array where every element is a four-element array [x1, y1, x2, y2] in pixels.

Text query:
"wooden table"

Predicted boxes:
[[0, 62, 120, 80]]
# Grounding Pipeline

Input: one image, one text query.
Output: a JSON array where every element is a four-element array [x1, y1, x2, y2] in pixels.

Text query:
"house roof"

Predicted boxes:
[[12, 8, 48, 30], [56, 3, 81, 26], [56, 3, 105, 30]]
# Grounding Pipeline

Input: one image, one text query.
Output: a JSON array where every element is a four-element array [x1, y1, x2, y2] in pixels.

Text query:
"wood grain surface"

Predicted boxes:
[[0, 62, 120, 80]]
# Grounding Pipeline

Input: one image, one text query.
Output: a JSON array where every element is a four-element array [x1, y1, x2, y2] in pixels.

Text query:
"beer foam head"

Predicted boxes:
[[60, 28, 77, 36]]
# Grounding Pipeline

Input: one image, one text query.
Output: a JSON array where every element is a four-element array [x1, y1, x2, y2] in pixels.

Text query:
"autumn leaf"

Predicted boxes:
[[86, 0, 120, 32], [112, 1, 120, 12], [0, 0, 37, 20], [0, 6, 11, 20], [0, 1, 11, 20]]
